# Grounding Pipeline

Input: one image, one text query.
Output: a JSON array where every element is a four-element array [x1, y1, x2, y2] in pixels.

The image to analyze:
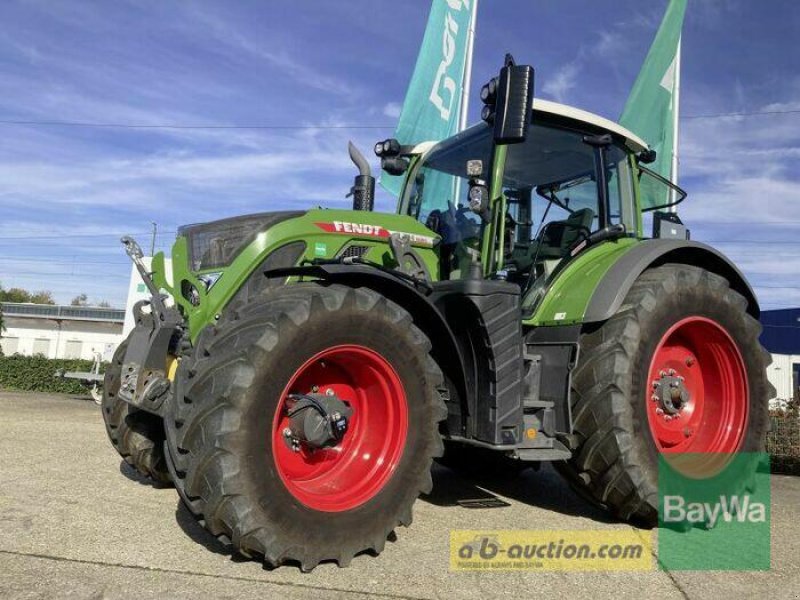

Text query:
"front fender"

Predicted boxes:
[[266, 263, 468, 429]]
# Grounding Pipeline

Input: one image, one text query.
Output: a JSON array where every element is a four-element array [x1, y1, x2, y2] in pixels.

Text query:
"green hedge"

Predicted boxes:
[[0, 354, 107, 395]]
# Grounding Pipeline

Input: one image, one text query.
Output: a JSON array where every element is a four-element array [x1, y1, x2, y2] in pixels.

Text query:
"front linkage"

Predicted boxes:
[[116, 236, 184, 416]]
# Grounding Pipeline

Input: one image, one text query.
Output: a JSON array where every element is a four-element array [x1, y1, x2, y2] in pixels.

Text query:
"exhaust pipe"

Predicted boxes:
[[348, 141, 375, 211]]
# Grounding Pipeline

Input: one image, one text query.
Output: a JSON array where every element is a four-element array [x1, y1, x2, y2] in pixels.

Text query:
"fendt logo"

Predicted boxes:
[[429, 0, 470, 121], [314, 222, 436, 247], [663, 494, 767, 528], [316, 221, 388, 237]]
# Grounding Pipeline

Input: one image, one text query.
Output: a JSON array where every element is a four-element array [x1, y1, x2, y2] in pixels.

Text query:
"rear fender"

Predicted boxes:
[[525, 239, 759, 327], [584, 239, 760, 322]]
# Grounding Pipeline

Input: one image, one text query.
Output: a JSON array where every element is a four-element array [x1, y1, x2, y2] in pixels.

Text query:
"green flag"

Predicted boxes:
[[381, 0, 476, 197], [619, 0, 687, 181]]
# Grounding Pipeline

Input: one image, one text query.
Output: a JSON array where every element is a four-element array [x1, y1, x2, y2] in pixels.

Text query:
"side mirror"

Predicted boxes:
[[481, 54, 534, 145]]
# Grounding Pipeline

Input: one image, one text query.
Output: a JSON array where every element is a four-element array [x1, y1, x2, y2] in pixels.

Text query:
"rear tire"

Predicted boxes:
[[102, 339, 171, 485], [560, 264, 770, 524], [164, 283, 446, 570]]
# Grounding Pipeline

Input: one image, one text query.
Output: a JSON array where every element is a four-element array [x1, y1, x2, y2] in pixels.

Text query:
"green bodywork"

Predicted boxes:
[[152, 209, 441, 342], [523, 237, 638, 326]]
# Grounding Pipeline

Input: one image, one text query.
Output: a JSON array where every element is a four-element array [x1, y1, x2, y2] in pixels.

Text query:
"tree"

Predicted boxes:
[[28, 291, 56, 305], [0, 283, 56, 305], [97, 300, 111, 308], [1, 287, 33, 303], [70, 293, 88, 307]]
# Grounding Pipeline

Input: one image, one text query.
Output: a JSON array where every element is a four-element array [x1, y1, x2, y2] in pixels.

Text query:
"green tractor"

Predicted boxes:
[[102, 57, 770, 570]]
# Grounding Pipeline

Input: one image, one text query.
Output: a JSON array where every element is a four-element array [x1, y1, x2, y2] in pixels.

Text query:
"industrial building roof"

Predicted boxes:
[[0, 302, 124, 324], [760, 308, 800, 355]]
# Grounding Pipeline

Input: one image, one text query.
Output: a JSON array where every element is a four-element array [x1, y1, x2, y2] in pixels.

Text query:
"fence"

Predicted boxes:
[[768, 403, 800, 475]]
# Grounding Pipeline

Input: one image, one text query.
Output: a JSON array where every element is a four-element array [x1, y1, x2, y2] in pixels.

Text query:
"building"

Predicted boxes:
[[760, 308, 800, 404], [122, 257, 173, 337], [0, 257, 171, 362], [0, 303, 124, 361]]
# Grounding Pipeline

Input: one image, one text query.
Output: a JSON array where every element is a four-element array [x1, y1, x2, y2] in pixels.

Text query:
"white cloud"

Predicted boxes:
[[183, 7, 354, 97], [596, 30, 625, 59], [542, 63, 579, 103], [383, 102, 402, 119], [674, 90, 800, 308]]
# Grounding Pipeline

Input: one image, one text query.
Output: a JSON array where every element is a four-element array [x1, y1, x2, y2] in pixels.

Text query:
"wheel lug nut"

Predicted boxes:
[[656, 408, 664, 416], [659, 370, 667, 378], [325, 388, 335, 396], [651, 394, 659, 402], [668, 369, 676, 376], [311, 385, 319, 392]]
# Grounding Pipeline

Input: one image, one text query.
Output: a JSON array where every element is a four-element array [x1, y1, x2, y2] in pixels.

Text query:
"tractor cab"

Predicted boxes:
[[397, 99, 685, 308]]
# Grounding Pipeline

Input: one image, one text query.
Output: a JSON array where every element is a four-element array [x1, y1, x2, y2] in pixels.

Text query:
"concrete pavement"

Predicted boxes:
[[0, 391, 797, 599]]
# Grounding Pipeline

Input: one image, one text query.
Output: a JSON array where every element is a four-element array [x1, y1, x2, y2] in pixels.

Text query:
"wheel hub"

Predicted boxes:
[[282, 392, 353, 452], [272, 344, 409, 512], [651, 370, 690, 418]]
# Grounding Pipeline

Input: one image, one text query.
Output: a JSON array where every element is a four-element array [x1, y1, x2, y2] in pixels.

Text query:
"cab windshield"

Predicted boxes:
[[402, 126, 492, 279]]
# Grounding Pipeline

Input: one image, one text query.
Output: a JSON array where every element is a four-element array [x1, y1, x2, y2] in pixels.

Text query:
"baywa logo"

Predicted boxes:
[[658, 452, 771, 571], [429, 0, 470, 121], [662, 494, 767, 529]]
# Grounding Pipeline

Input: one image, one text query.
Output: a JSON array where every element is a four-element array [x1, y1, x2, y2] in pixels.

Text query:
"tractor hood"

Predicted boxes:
[[178, 211, 305, 271]]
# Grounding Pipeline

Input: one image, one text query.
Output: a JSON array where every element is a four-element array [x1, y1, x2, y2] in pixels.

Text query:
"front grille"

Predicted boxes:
[[179, 211, 304, 271], [338, 245, 370, 260]]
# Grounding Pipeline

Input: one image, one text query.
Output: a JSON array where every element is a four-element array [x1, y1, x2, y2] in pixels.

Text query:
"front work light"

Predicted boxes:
[[374, 138, 401, 158]]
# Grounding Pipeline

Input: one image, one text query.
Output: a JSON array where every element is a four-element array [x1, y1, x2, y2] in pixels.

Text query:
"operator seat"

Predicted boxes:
[[508, 208, 595, 276], [535, 208, 595, 259]]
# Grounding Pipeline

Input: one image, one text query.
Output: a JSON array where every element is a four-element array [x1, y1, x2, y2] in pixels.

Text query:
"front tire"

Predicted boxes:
[[561, 264, 770, 524], [165, 284, 446, 570], [101, 340, 171, 484]]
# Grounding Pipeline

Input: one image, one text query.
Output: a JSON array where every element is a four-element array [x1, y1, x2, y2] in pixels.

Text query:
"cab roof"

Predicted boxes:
[[409, 99, 648, 155], [533, 99, 648, 152]]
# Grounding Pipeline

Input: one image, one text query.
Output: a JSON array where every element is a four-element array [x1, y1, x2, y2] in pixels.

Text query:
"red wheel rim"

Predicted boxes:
[[272, 344, 408, 512], [646, 316, 748, 454]]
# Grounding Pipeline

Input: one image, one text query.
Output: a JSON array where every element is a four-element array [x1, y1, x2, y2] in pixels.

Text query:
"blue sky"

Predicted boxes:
[[0, 0, 798, 308]]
